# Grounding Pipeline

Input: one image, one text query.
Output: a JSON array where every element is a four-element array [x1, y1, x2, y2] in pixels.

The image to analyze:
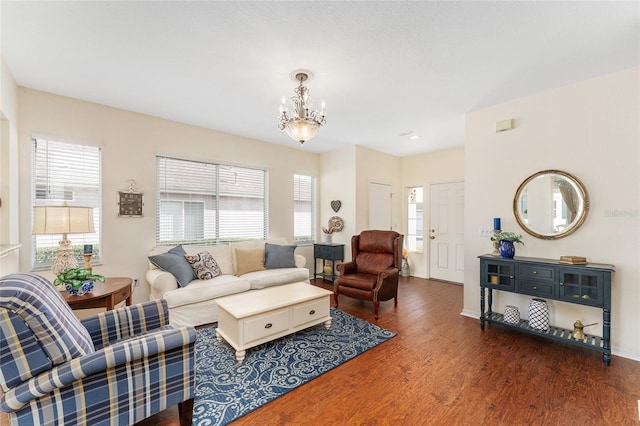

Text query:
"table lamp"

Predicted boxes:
[[32, 206, 95, 274]]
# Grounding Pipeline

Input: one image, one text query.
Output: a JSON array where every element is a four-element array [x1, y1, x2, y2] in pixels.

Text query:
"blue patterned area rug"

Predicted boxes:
[[192, 307, 396, 425]]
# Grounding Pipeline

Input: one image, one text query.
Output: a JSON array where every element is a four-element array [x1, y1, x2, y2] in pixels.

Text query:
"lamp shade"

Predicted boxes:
[[32, 206, 95, 235], [285, 119, 320, 143]]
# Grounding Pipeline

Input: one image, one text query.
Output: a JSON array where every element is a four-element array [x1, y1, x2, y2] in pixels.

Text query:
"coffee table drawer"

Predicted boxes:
[[244, 308, 289, 344], [293, 298, 330, 327]]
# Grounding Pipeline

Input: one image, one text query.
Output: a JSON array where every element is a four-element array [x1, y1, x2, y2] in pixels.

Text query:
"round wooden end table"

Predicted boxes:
[[61, 277, 133, 311]]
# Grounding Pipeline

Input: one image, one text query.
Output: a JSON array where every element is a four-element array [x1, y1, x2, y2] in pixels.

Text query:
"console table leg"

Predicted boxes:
[[480, 287, 485, 330], [603, 307, 611, 366]]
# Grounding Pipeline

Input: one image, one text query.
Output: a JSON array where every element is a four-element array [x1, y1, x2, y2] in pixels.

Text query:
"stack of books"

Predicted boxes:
[[559, 256, 587, 265]]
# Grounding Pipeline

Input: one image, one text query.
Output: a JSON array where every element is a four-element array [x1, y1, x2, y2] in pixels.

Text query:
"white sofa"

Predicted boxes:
[[146, 239, 310, 327]]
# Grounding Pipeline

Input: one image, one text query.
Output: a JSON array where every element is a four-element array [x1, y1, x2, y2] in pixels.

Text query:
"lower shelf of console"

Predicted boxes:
[[484, 312, 605, 352]]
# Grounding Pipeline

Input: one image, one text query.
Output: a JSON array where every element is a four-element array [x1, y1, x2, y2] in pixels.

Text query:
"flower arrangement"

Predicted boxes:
[[490, 231, 524, 245], [402, 248, 408, 259], [54, 267, 105, 291]]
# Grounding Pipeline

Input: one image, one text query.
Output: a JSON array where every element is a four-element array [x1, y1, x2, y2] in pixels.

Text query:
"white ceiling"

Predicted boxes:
[[2, 1, 638, 157]]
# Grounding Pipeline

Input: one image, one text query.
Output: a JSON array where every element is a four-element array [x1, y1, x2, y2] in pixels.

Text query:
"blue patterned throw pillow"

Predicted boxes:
[[185, 251, 222, 280]]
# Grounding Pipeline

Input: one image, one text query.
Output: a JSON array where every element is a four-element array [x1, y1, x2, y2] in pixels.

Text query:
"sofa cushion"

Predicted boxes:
[[148, 245, 197, 287], [264, 243, 297, 269], [235, 247, 266, 276], [183, 245, 234, 276], [162, 275, 251, 309], [242, 267, 310, 290], [185, 251, 222, 280]]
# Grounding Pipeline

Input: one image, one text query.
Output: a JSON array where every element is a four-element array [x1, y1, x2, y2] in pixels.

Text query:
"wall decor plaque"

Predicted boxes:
[[117, 191, 144, 217]]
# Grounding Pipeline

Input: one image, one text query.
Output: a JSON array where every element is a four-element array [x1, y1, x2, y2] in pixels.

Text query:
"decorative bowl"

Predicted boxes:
[[65, 280, 94, 295]]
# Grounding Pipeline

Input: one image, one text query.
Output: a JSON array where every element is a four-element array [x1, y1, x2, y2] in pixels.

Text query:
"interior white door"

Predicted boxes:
[[429, 181, 464, 283], [369, 182, 392, 230]]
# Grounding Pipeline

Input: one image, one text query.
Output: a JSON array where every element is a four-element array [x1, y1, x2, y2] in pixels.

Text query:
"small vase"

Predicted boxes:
[[323, 261, 334, 276], [499, 240, 515, 259], [324, 233, 332, 244], [400, 258, 410, 277], [503, 305, 520, 324], [65, 280, 94, 295], [529, 298, 550, 331]]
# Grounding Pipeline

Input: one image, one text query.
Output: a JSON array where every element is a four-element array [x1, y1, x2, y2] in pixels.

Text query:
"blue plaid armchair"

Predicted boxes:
[[0, 273, 196, 426]]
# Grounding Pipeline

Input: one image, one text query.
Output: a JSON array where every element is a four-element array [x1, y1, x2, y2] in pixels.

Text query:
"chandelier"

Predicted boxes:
[[278, 70, 326, 144]]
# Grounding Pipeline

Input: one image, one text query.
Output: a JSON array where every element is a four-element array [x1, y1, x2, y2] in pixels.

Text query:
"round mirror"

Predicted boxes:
[[513, 170, 589, 240]]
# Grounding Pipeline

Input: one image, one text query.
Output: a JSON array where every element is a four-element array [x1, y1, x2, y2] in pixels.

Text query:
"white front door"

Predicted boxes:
[[429, 181, 464, 283]]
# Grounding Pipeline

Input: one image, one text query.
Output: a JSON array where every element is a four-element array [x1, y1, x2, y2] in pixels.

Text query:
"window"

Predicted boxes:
[[294, 174, 314, 244], [32, 137, 101, 268], [407, 186, 423, 253], [156, 156, 268, 245], [159, 200, 205, 241]]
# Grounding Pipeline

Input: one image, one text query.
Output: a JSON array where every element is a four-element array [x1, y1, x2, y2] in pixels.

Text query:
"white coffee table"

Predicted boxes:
[[215, 282, 332, 362]]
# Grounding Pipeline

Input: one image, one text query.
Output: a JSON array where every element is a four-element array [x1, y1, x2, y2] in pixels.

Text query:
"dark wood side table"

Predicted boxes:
[[61, 277, 133, 311], [313, 243, 344, 282]]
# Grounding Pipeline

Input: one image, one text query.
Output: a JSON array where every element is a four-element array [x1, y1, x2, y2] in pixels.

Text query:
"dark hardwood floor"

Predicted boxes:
[[138, 276, 640, 425], [3, 277, 637, 425]]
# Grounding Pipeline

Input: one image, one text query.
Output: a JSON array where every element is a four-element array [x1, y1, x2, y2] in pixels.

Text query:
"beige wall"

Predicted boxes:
[[463, 67, 640, 360], [319, 145, 403, 264], [0, 58, 20, 275], [17, 88, 320, 302], [319, 146, 356, 247], [355, 144, 403, 233], [401, 146, 465, 278]]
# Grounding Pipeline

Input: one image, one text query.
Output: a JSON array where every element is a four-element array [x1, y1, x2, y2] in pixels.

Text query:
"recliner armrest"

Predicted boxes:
[[377, 267, 400, 281], [336, 261, 357, 275]]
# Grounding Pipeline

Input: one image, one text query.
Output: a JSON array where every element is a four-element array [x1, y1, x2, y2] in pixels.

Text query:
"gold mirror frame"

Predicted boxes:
[[513, 170, 589, 240]]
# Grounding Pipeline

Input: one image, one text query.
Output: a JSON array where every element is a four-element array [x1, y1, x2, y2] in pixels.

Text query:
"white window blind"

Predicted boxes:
[[156, 156, 268, 245], [294, 174, 314, 244], [32, 137, 101, 268], [407, 186, 423, 253]]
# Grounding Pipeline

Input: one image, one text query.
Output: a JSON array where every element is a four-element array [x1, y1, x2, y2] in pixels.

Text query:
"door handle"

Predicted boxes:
[[430, 236, 435, 239]]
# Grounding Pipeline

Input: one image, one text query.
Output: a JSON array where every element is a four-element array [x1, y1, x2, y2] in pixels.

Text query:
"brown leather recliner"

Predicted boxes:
[[334, 230, 404, 320]]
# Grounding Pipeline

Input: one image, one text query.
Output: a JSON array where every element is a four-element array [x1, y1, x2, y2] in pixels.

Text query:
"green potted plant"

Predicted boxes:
[[54, 267, 105, 295], [490, 231, 524, 259]]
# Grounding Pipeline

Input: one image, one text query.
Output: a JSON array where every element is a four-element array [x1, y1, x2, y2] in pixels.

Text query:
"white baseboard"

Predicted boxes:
[[460, 309, 479, 319]]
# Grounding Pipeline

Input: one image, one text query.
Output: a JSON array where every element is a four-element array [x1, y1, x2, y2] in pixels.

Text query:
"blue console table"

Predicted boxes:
[[479, 254, 614, 366]]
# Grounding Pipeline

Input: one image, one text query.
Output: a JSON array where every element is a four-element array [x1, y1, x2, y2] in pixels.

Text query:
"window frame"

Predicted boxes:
[[406, 186, 424, 254], [156, 156, 269, 246], [293, 173, 315, 245], [31, 136, 102, 270]]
